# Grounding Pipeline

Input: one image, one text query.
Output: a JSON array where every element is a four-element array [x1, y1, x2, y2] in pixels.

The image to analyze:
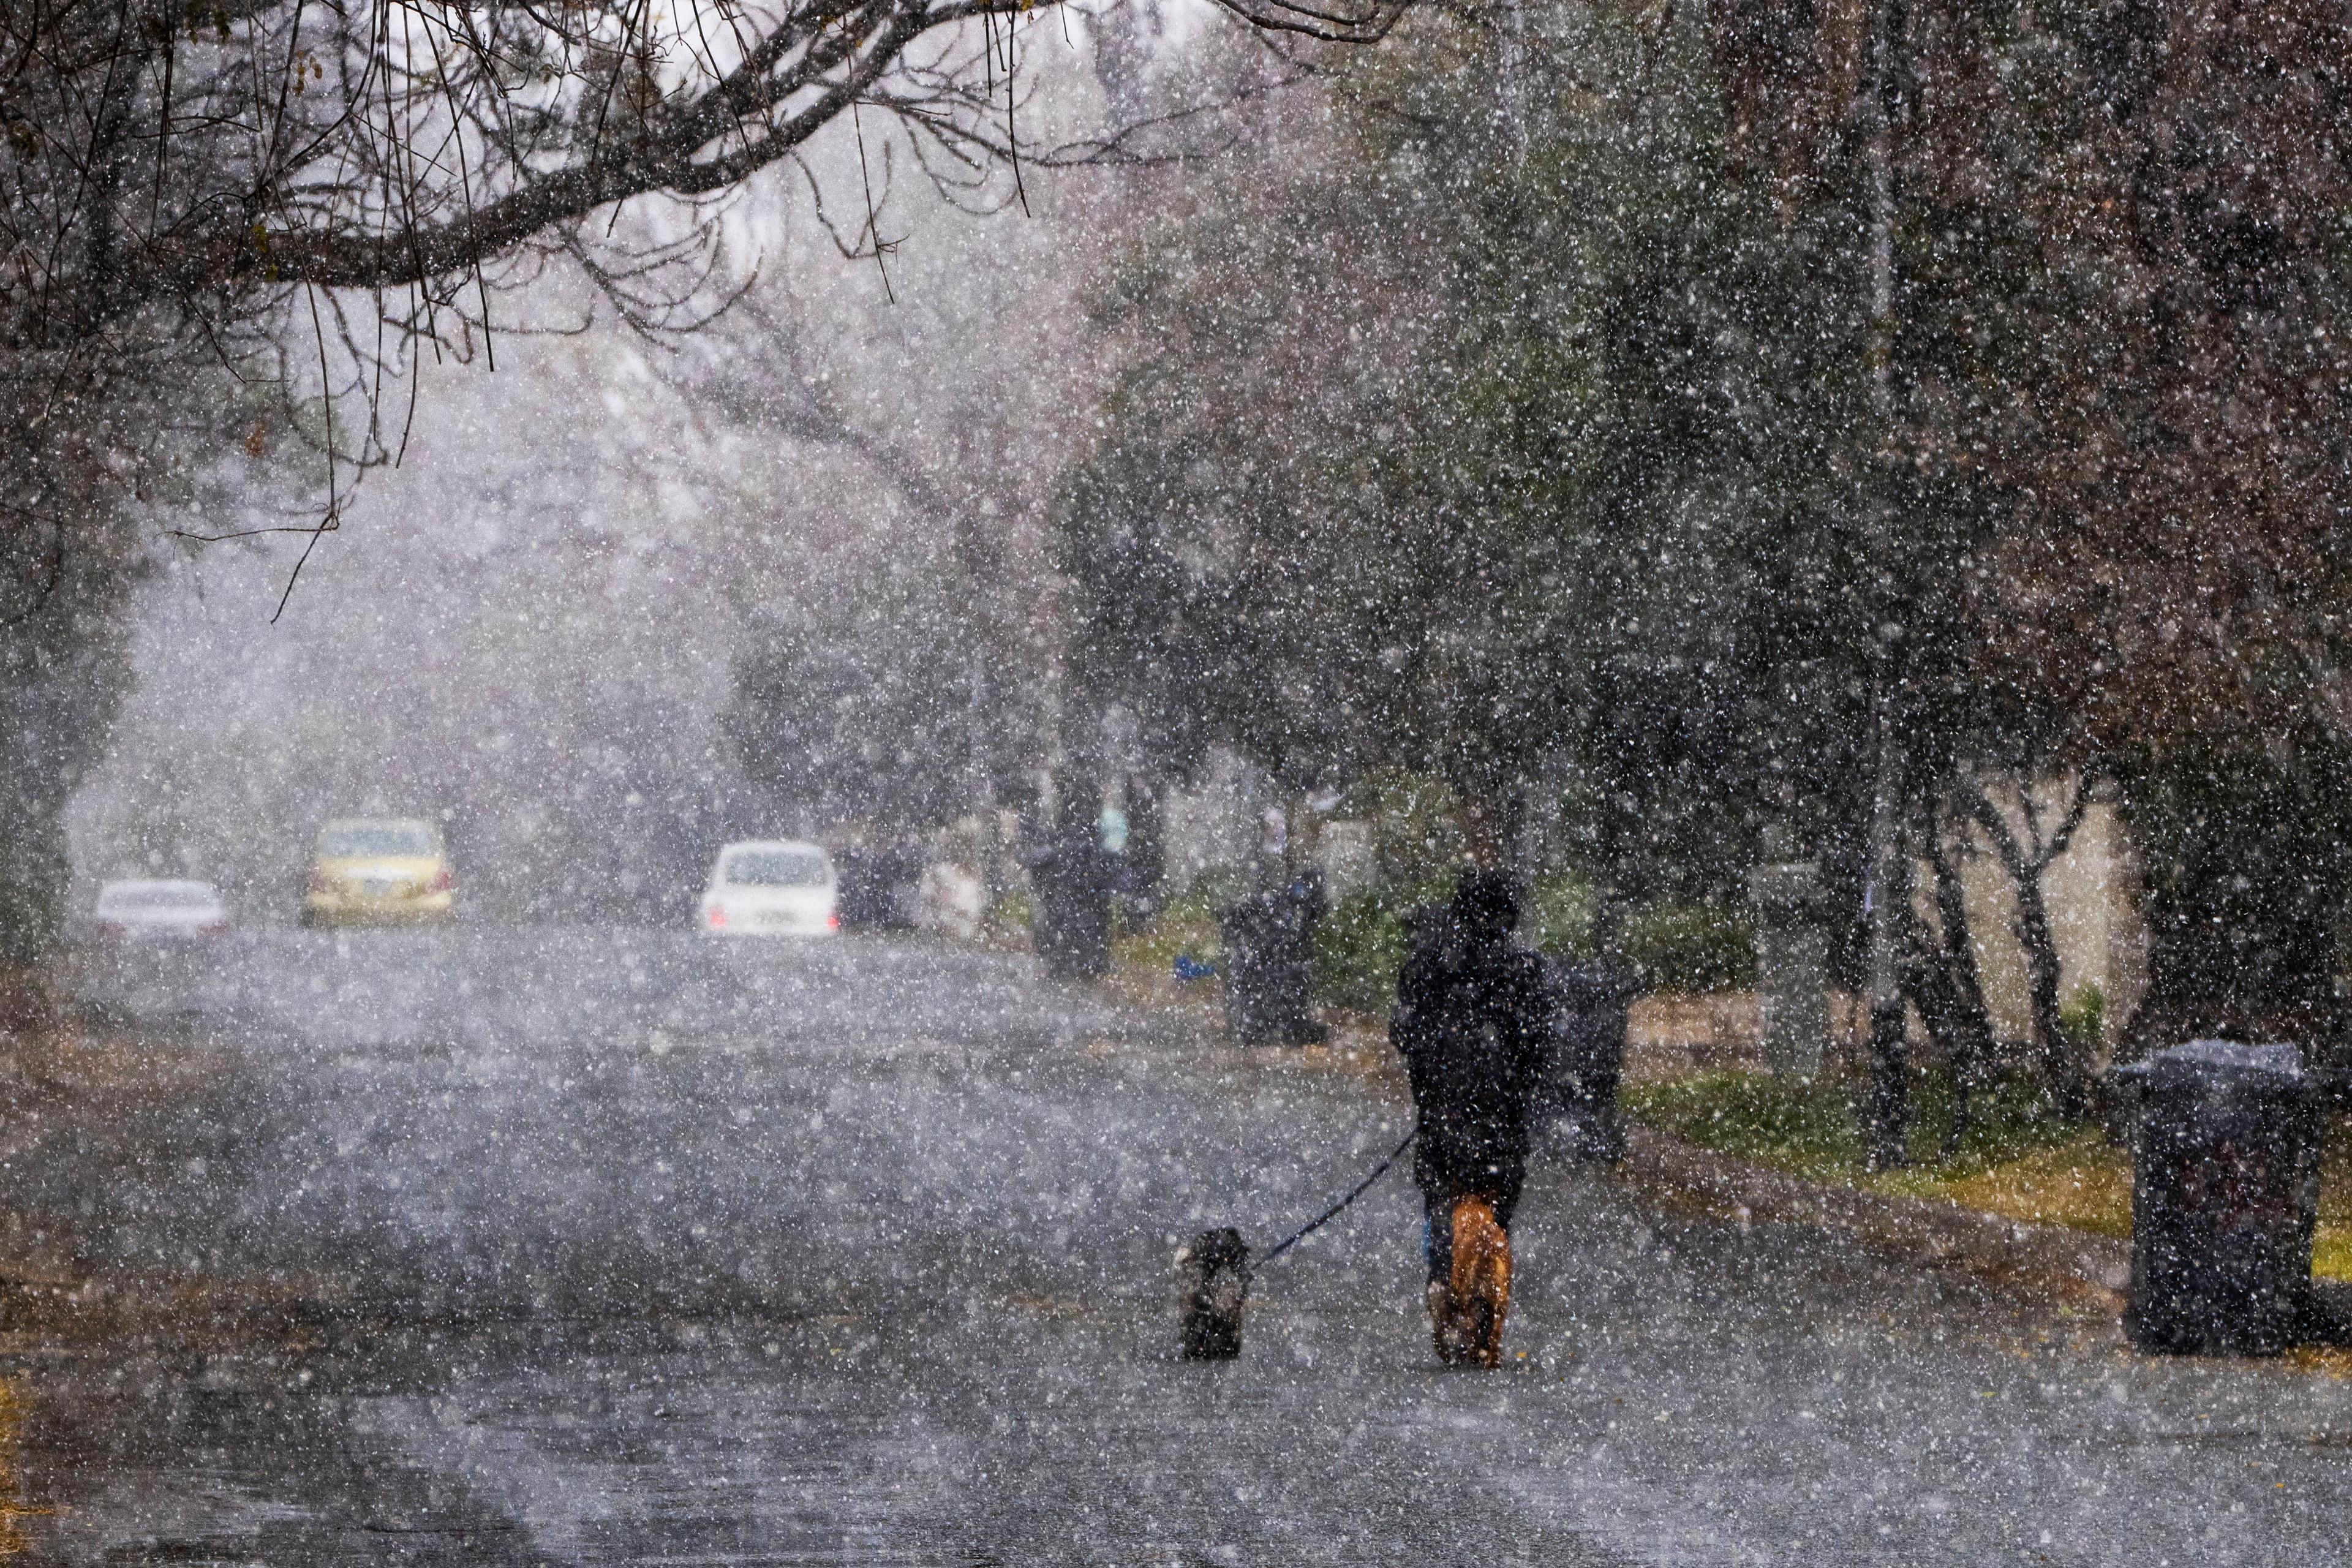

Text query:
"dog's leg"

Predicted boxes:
[[1426, 1279, 1460, 1363]]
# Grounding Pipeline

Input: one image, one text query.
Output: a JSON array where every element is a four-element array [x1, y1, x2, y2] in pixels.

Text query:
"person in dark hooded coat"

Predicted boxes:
[[1391, 870, 1556, 1362]]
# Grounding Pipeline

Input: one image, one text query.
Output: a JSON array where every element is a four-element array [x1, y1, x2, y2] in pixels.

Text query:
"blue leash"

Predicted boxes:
[[1257, 1123, 1418, 1265]]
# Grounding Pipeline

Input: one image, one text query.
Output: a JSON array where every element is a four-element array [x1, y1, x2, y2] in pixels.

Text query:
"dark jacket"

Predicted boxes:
[[1391, 903, 1556, 1196]]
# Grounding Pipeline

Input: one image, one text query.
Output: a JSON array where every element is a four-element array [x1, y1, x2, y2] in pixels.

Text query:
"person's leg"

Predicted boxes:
[[1423, 1185, 1468, 1363], [1490, 1160, 1528, 1234], [1423, 1188, 1453, 1282]]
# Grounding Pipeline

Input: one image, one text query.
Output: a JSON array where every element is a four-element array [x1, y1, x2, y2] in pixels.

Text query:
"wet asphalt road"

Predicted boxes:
[[5, 927, 2350, 1566]]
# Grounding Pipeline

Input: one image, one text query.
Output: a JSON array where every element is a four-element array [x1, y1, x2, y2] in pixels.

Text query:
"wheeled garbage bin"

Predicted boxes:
[[1217, 895, 1283, 1044], [1216, 871, 1329, 1046], [1551, 959, 1640, 1163], [2115, 1040, 2321, 1355], [1030, 837, 1113, 981], [1223, 870, 1336, 1044]]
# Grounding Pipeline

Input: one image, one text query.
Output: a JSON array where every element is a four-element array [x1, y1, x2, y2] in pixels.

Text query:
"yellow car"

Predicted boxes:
[[303, 818, 456, 926]]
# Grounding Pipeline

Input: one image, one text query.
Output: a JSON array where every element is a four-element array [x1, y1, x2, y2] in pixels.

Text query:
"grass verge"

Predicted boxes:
[[0, 1378, 41, 1555], [1623, 1068, 2352, 1281]]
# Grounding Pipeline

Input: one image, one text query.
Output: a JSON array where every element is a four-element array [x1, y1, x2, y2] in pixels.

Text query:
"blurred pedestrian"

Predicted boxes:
[[1273, 864, 1330, 1044], [1392, 870, 1557, 1366]]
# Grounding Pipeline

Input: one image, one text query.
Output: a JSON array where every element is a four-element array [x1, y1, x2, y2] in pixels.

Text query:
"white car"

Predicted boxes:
[[90, 879, 231, 941], [699, 840, 839, 937]]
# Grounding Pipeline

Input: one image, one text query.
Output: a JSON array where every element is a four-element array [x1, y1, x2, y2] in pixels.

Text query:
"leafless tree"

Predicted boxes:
[[0, 0, 1407, 959], [1958, 767, 2099, 1122], [1911, 803, 1994, 1160], [2, 0, 1409, 552]]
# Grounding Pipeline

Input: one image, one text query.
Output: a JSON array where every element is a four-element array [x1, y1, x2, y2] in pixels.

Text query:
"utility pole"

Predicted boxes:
[[968, 643, 1000, 898], [1860, 0, 1908, 1170], [956, 489, 1007, 899], [1498, 0, 1529, 167]]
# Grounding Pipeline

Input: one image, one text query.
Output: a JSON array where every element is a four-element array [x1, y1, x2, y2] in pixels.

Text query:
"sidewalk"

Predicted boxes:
[[1158, 995, 2131, 1306], [1113, 969, 2352, 1342], [1188, 1006, 2139, 1305], [1611, 1120, 2352, 1348], [1612, 1123, 2131, 1308]]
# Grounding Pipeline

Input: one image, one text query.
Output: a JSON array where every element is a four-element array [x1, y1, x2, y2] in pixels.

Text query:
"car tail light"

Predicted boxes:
[[198, 921, 229, 938], [426, 867, 453, 894], [92, 921, 126, 940], [827, 912, 840, 931], [306, 869, 330, 895], [707, 906, 728, 929]]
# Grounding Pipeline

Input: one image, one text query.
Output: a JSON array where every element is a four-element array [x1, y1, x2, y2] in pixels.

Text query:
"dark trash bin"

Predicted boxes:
[[1216, 869, 1329, 1046], [1550, 958, 1640, 1163], [834, 847, 918, 932], [1028, 837, 1114, 981], [1216, 895, 1280, 1043], [2113, 1040, 2322, 1356]]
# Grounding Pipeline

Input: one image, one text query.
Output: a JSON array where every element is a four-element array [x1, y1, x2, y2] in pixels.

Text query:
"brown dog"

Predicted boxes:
[[1428, 1196, 1512, 1367]]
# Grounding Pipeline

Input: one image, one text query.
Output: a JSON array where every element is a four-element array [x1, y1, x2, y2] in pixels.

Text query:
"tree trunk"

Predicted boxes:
[[1928, 825, 1996, 1068], [1901, 902, 1960, 1095], [2010, 873, 2090, 1120], [1960, 772, 2097, 1121], [1864, 718, 1909, 1169], [1921, 818, 1997, 1156], [1498, 0, 1530, 164]]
